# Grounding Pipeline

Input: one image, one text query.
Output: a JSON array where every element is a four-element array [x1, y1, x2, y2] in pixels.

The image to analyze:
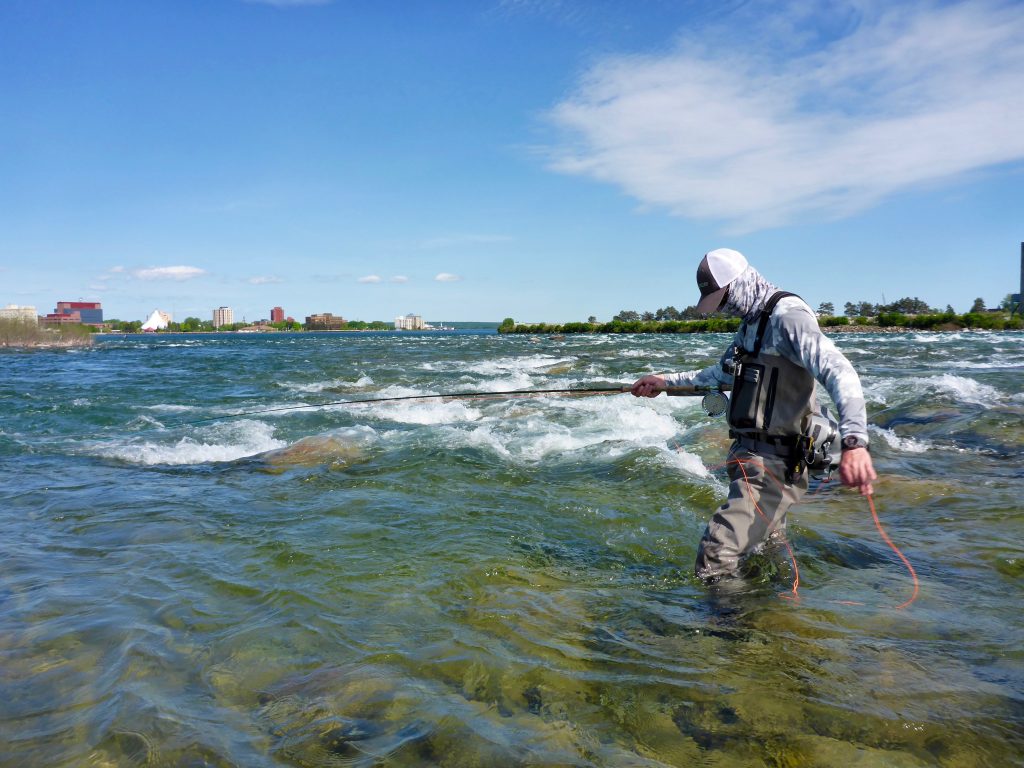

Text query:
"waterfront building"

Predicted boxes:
[[141, 309, 172, 332], [305, 312, 346, 330], [395, 313, 424, 330], [41, 301, 103, 326], [213, 306, 234, 329], [0, 304, 38, 323], [271, 306, 285, 323]]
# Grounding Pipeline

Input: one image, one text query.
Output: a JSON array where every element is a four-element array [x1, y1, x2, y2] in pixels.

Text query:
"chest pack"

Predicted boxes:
[[726, 291, 839, 476], [726, 291, 806, 434]]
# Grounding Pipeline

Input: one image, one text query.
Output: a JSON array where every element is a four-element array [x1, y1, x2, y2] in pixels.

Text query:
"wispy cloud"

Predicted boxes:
[[434, 273, 462, 282], [133, 266, 207, 281], [547, 0, 1024, 231], [357, 275, 382, 284], [248, 275, 283, 285], [390, 275, 409, 283]]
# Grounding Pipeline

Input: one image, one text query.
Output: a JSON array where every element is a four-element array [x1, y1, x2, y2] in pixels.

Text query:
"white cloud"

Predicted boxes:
[[547, 0, 1024, 231], [248, 275, 283, 285], [434, 273, 462, 282], [109, 266, 124, 273], [390, 275, 409, 283], [357, 275, 382, 284], [133, 266, 207, 281]]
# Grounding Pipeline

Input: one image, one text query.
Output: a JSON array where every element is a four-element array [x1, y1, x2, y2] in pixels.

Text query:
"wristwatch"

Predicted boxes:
[[842, 435, 868, 450]]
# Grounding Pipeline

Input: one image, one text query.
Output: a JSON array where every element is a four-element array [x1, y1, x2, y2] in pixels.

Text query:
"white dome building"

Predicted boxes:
[[141, 309, 172, 332]]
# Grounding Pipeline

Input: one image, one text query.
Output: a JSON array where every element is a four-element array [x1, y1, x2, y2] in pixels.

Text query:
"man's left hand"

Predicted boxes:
[[839, 447, 876, 496]]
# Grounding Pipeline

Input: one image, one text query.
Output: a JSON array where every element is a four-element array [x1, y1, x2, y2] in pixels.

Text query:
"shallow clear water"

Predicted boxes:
[[1, 330, 1022, 767]]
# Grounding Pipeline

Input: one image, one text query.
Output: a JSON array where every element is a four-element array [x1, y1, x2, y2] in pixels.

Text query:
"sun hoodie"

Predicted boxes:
[[661, 265, 870, 446]]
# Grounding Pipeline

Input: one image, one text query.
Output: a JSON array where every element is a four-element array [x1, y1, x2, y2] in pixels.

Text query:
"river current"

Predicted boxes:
[[1, 330, 1022, 767]]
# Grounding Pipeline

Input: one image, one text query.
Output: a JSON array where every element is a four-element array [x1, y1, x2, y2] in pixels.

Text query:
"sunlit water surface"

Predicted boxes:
[[1, 330, 1022, 767]]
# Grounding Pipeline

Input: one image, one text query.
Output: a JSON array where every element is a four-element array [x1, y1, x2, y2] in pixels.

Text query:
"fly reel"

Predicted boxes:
[[701, 391, 729, 417]]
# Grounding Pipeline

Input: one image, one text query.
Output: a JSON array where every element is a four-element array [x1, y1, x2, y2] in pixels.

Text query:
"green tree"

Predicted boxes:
[[857, 301, 877, 317], [613, 310, 640, 322], [882, 297, 932, 314], [970, 297, 985, 313], [843, 302, 858, 317], [817, 302, 835, 316], [587, 315, 597, 324], [499, 317, 515, 332]]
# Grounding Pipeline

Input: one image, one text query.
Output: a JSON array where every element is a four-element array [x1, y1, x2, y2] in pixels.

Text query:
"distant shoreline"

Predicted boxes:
[[502, 312, 1021, 335], [95, 326, 500, 337]]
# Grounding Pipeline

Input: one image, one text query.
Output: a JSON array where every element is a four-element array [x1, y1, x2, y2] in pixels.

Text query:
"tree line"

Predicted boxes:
[[499, 292, 1022, 335], [606, 295, 1015, 324]]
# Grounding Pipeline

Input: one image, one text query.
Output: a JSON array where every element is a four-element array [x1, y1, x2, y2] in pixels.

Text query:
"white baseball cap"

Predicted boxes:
[[696, 248, 748, 313]]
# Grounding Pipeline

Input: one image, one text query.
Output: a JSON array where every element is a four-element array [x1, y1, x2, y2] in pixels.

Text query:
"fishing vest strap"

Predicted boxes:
[[749, 291, 799, 357]]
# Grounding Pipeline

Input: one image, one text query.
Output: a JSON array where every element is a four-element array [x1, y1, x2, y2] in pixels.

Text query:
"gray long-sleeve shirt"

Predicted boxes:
[[663, 271, 870, 444]]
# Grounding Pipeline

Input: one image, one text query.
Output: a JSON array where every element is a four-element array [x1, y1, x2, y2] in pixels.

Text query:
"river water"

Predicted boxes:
[[1, 330, 1022, 767]]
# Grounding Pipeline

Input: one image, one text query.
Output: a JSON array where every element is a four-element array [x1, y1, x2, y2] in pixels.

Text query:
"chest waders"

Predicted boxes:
[[726, 291, 816, 483], [695, 292, 810, 579]]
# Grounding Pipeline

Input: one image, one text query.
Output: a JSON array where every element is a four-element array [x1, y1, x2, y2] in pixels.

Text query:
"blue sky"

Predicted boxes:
[[2, 0, 1022, 323]]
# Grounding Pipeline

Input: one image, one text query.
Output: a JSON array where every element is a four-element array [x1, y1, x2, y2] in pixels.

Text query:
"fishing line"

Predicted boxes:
[[700, 454, 918, 611], [171, 385, 729, 428], [868, 493, 920, 609]]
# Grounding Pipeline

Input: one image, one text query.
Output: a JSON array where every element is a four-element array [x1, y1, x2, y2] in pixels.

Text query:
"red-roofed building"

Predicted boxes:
[[41, 301, 103, 326]]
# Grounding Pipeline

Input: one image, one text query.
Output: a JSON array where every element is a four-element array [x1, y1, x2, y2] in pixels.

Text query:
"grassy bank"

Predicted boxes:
[[501, 318, 743, 335], [0, 320, 94, 348], [501, 312, 1022, 335]]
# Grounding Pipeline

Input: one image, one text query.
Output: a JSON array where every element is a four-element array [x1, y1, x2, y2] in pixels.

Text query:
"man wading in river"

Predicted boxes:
[[631, 248, 876, 581]]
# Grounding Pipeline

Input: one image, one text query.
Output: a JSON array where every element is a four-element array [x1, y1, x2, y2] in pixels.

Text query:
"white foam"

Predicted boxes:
[[366, 399, 483, 425], [656, 446, 712, 478], [464, 372, 537, 392], [941, 360, 1024, 370], [911, 332, 963, 343], [434, 394, 691, 462], [281, 374, 374, 393], [139, 403, 199, 413], [464, 354, 575, 377], [619, 349, 673, 358], [869, 425, 931, 454], [441, 424, 512, 457], [96, 420, 285, 465], [866, 373, 1002, 407]]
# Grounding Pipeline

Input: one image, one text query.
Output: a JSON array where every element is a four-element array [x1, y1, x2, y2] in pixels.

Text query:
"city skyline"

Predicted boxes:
[[2, 1, 1022, 323]]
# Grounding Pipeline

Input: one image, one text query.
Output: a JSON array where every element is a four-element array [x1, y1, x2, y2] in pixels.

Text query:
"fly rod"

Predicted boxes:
[[174, 384, 732, 427]]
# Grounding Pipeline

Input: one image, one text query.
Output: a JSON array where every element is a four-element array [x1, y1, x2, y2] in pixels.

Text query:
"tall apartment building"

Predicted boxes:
[[270, 306, 285, 323], [394, 313, 424, 330], [213, 306, 234, 328], [0, 304, 38, 323]]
